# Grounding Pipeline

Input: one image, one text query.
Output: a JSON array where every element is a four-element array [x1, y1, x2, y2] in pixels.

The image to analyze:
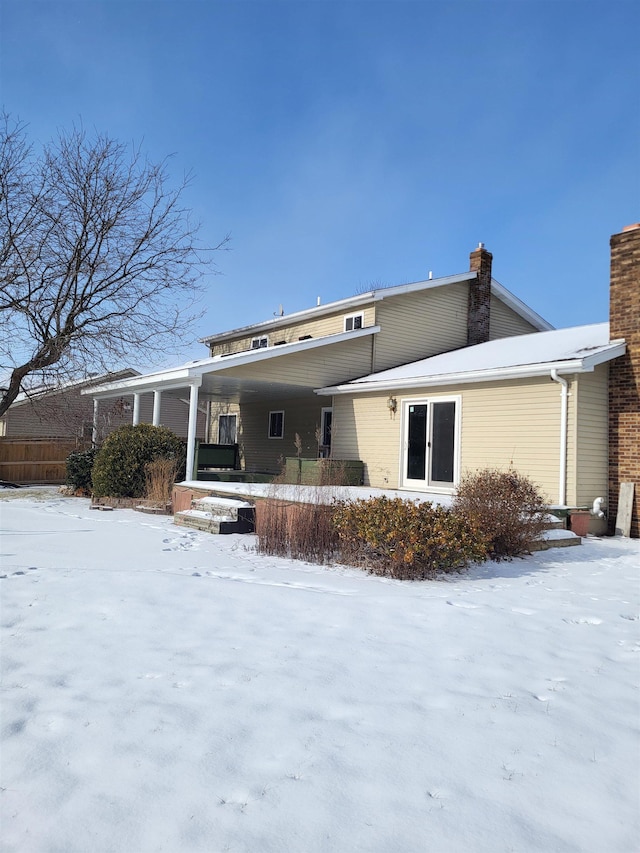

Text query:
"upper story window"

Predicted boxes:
[[344, 313, 363, 332], [251, 336, 269, 350]]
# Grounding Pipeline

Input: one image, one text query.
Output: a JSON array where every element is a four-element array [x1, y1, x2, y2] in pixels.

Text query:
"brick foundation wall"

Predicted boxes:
[[468, 244, 493, 346], [609, 224, 640, 537]]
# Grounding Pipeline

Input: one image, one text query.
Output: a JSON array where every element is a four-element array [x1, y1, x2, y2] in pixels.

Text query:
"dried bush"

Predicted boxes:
[[452, 468, 548, 560], [144, 457, 178, 506], [332, 496, 488, 579], [255, 498, 339, 564], [65, 447, 98, 492], [92, 423, 185, 498]]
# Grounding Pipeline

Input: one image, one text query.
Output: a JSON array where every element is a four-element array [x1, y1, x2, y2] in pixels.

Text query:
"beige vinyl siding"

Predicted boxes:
[[372, 283, 468, 372], [573, 365, 609, 507], [489, 296, 540, 339], [139, 395, 206, 440], [208, 401, 241, 445], [219, 335, 375, 390], [237, 394, 327, 472], [332, 376, 568, 500], [331, 393, 401, 487], [209, 306, 376, 356], [460, 378, 565, 503]]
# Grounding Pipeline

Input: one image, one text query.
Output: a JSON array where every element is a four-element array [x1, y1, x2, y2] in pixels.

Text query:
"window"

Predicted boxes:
[[402, 397, 460, 490], [268, 410, 284, 439], [251, 336, 268, 349], [344, 313, 363, 332], [218, 414, 237, 445], [320, 407, 332, 455]]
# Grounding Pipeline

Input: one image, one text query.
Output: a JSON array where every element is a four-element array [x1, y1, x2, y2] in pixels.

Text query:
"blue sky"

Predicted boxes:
[[1, 0, 638, 367]]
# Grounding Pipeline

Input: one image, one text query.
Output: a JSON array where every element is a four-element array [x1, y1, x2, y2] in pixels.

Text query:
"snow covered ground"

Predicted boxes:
[[1, 490, 639, 853]]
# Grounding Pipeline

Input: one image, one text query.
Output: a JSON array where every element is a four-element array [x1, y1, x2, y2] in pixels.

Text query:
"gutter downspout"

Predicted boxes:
[[550, 370, 568, 506]]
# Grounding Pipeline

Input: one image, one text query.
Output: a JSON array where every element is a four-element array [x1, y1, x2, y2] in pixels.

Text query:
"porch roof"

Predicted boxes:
[[317, 323, 626, 395], [83, 325, 379, 402]]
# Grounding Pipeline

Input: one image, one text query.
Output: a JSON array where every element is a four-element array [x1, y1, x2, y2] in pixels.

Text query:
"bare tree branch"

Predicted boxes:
[[0, 114, 228, 417]]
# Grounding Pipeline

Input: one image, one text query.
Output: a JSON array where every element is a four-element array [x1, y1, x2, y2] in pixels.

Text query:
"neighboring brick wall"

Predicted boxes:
[[468, 244, 493, 346], [609, 224, 640, 537]]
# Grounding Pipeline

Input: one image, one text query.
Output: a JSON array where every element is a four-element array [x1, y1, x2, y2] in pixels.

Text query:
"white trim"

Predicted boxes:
[[320, 406, 333, 452], [132, 393, 141, 425], [152, 390, 162, 427], [268, 410, 285, 439], [550, 370, 569, 506], [84, 326, 380, 400], [344, 312, 364, 332], [399, 395, 461, 493], [186, 382, 201, 479], [317, 343, 626, 397], [200, 273, 477, 346], [92, 399, 99, 446], [218, 413, 238, 445], [490, 280, 553, 332]]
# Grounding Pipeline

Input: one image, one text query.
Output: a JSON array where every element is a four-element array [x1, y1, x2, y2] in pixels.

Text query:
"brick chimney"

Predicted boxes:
[[467, 243, 493, 346], [609, 223, 640, 537]]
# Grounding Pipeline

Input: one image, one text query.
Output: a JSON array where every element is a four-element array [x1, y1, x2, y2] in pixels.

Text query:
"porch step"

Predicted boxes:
[[531, 528, 582, 551], [174, 495, 255, 535]]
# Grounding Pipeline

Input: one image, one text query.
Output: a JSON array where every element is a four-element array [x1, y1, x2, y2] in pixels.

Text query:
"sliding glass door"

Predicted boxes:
[[402, 398, 459, 490]]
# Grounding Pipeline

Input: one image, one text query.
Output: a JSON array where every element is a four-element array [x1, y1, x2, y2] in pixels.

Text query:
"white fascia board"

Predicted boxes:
[[84, 371, 200, 399], [86, 326, 379, 398], [490, 279, 554, 331], [371, 272, 474, 301], [198, 325, 379, 372], [581, 340, 626, 369], [316, 354, 617, 397], [200, 273, 474, 345], [15, 369, 141, 404]]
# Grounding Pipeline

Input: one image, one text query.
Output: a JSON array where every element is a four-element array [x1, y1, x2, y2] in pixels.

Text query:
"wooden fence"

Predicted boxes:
[[0, 437, 90, 484]]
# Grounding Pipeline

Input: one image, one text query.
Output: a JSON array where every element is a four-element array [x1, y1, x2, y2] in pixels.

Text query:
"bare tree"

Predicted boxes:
[[0, 115, 227, 417]]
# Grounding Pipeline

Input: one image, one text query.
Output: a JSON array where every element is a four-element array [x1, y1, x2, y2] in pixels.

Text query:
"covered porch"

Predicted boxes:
[[84, 327, 377, 481]]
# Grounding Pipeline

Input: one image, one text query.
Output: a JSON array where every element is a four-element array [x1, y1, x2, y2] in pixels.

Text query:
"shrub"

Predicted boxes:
[[144, 457, 178, 506], [451, 468, 548, 560], [91, 424, 185, 498], [332, 496, 488, 579], [65, 447, 98, 492], [255, 498, 339, 564]]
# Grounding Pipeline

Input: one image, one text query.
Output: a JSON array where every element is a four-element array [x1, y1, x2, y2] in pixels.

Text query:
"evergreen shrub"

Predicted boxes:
[[452, 468, 548, 560], [332, 496, 488, 579], [65, 447, 98, 492], [91, 424, 185, 498]]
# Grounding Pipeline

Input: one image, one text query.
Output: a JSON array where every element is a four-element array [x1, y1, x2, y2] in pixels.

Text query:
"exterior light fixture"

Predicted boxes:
[[387, 396, 397, 414]]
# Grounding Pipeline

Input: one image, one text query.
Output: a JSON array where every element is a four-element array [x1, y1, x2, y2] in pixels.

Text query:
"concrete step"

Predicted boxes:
[[175, 495, 255, 534], [530, 528, 581, 551]]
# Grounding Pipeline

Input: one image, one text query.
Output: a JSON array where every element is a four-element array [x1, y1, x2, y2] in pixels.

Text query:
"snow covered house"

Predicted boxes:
[[85, 225, 639, 535]]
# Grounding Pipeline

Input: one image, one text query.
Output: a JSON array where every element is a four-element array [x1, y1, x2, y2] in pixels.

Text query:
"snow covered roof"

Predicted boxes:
[[317, 323, 625, 395], [200, 272, 552, 345], [8, 369, 140, 407]]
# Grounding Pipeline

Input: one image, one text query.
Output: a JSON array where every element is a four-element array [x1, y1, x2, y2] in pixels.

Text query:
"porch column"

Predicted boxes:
[[92, 399, 99, 446], [132, 393, 141, 425], [152, 390, 162, 427], [186, 381, 201, 480]]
